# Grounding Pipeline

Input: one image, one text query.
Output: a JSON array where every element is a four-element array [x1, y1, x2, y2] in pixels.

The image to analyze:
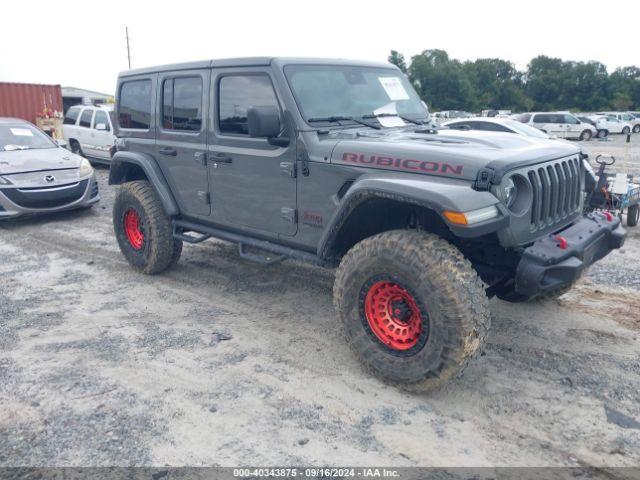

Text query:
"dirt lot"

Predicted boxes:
[[1, 135, 639, 467]]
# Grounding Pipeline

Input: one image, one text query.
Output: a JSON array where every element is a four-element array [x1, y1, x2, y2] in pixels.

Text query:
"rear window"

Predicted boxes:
[[79, 109, 93, 128], [63, 107, 81, 125], [119, 79, 152, 129]]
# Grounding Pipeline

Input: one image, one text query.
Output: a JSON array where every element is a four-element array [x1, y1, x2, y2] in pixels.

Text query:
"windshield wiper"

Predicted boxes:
[[307, 116, 381, 130], [362, 112, 425, 126]]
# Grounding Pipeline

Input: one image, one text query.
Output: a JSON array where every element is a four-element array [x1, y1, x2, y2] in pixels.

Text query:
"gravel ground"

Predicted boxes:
[[1, 140, 639, 467]]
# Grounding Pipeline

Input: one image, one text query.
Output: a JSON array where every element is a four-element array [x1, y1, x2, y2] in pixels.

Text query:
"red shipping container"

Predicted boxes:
[[0, 82, 63, 124]]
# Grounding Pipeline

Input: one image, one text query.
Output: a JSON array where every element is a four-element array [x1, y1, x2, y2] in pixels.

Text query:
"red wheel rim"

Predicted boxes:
[[364, 281, 423, 351], [123, 208, 144, 250]]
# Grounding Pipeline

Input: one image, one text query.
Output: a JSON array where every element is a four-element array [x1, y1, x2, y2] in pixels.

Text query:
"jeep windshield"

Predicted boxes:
[[284, 65, 428, 128], [0, 124, 57, 151]]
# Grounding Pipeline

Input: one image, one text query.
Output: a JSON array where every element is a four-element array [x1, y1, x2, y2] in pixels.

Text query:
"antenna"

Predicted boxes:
[[125, 26, 132, 69]]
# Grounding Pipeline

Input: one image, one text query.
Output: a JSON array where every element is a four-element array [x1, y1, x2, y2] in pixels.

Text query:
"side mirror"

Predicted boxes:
[[247, 106, 281, 138], [95, 123, 107, 131]]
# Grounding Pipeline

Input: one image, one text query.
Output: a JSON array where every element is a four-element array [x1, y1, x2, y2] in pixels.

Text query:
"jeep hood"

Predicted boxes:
[[0, 147, 82, 175], [329, 128, 581, 181]]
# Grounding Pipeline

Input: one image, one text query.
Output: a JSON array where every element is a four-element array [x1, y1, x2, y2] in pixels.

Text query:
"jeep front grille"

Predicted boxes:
[[527, 157, 582, 230]]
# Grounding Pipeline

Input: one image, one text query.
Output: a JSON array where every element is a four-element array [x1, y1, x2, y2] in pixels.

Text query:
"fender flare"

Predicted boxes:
[[317, 174, 506, 259], [109, 151, 179, 216]]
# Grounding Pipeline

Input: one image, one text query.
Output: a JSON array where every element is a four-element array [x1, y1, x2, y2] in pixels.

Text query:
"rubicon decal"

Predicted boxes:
[[342, 152, 463, 176]]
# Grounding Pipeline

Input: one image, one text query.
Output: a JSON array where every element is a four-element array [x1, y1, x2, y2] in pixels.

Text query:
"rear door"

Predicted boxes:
[[207, 68, 297, 236], [155, 69, 210, 216]]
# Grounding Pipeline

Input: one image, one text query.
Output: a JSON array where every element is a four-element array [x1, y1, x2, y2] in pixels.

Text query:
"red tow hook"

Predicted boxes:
[[602, 211, 613, 222], [553, 235, 568, 250]]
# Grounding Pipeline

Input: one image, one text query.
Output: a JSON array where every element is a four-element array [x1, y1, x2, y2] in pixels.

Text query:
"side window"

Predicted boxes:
[[162, 76, 203, 131], [446, 122, 467, 130], [79, 109, 93, 128], [93, 110, 110, 131], [119, 79, 152, 129], [218, 74, 279, 135], [482, 122, 510, 132], [64, 107, 81, 125], [564, 115, 579, 124], [532, 114, 548, 123]]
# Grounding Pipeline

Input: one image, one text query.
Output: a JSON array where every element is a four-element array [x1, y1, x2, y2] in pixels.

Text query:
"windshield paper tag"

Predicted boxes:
[[10, 128, 33, 137], [378, 77, 410, 101]]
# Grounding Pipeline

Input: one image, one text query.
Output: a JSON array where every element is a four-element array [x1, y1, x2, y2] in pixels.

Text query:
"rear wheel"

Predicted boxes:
[[628, 204, 639, 227], [113, 180, 182, 274], [580, 130, 592, 141], [333, 230, 490, 392]]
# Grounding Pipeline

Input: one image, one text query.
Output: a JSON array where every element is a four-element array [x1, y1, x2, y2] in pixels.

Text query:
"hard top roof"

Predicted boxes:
[[119, 57, 397, 77]]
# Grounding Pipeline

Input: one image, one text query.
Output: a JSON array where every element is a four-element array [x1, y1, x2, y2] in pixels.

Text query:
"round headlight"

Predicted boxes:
[[79, 158, 93, 177], [503, 177, 517, 208]]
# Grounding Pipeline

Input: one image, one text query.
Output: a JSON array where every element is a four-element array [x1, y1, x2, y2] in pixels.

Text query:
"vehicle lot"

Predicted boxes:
[[1, 138, 639, 467]]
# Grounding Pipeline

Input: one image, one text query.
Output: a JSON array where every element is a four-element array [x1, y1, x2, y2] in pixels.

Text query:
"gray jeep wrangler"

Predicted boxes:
[[110, 57, 625, 391]]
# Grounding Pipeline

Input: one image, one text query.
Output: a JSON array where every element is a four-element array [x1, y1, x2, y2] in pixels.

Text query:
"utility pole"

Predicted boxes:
[[125, 26, 131, 70]]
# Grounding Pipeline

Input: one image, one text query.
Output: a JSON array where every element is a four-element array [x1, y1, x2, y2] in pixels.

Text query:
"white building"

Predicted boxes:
[[62, 86, 114, 113]]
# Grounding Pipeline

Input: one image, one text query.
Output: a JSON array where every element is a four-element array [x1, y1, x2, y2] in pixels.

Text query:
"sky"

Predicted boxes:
[[1, 0, 637, 95]]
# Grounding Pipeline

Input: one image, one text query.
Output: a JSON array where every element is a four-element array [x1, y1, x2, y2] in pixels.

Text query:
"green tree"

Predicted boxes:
[[524, 56, 566, 110], [388, 50, 407, 73], [408, 49, 476, 111], [463, 58, 530, 111]]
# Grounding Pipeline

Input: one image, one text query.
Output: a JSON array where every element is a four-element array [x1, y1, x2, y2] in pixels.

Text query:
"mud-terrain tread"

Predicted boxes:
[[113, 180, 182, 274], [333, 229, 490, 392]]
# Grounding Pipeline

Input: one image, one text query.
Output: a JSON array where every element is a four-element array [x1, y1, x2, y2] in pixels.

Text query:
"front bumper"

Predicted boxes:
[[515, 212, 626, 299], [0, 174, 100, 220]]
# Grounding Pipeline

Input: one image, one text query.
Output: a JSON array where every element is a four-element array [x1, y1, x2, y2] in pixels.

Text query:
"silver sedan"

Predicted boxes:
[[0, 118, 99, 219]]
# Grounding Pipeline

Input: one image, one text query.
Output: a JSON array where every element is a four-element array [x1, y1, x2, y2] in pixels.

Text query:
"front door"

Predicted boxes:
[[208, 69, 297, 236], [155, 69, 210, 216], [90, 109, 113, 160]]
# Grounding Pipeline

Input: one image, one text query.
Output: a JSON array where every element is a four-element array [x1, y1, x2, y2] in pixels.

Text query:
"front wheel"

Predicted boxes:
[[633, 125, 640, 134], [597, 129, 609, 139], [113, 180, 182, 274], [580, 130, 592, 141], [622, 127, 631, 135], [333, 230, 490, 392]]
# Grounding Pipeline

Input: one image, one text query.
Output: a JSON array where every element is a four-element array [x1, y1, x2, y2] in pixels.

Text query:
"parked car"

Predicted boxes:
[[108, 57, 625, 392], [515, 112, 596, 140], [597, 112, 640, 133], [63, 104, 116, 164], [0, 118, 99, 219], [587, 115, 632, 137], [443, 117, 551, 138]]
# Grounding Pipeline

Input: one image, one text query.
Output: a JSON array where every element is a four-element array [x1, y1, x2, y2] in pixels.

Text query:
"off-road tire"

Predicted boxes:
[[113, 180, 182, 274], [622, 127, 631, 135], [333, 230, 490, 392], [628, 204, 639, 227], [580, 130, 592, 141]]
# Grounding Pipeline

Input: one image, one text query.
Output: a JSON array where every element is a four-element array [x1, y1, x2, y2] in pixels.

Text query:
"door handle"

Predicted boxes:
[[210, 152, 232, 164], [159, 147, 177, 156]]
